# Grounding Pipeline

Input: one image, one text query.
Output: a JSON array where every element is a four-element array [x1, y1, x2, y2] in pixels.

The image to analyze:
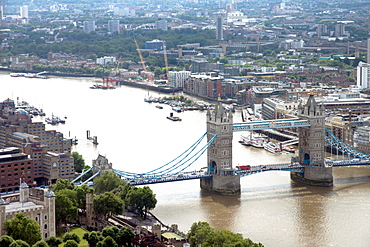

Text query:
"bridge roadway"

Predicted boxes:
[[114, 158, 370, 185]]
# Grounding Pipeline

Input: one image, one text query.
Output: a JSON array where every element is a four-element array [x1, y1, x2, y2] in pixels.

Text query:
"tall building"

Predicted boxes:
[[155, 19, 168, 31], [357, 61, 370, 89], [108, 20, 120, 34], [83, 21, 95, 33], [367, 38, 370, 63], [0, 6, 3, 26], [168, 71, 191, 88], [316, 24, 327, 38], [20, 5, 28, 19], [0, 98, 74, 185], [216, 14, 223, 41], [334, 23, 345, 37]]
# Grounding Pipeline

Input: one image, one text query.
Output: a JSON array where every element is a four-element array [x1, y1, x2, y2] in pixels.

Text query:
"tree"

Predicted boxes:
[[32, 240, 49, 247], [111, 183, 132, 202], [97, 236, 118, 247], [4, 213, 41, 246], [45, 236, 62, 247], [125, 186, 157, 219], [8, 240, 30, 247], [116, 227, 135, 247], [55, 194, 78, 231], [93, 192, 124, 219], [74, 184, 94, 211], [188, 221, 263, 247], [72, 151, 85, 173], [0, 235, 14, 247], [83, 231, 104, 247], [102, 226, 119, 239], [93, 171, 125, 194], [62, 232, 80, 244], [51, 179, 74, 192], [64, 240, 78, 247]]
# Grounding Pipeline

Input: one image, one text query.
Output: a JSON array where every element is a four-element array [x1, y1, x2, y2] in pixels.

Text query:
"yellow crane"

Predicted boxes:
[[162, 40, 169, 81], [133, 37, 151, 80]]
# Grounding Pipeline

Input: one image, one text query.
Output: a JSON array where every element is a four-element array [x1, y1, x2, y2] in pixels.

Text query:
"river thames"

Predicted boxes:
[[1, 73, 370, 247]]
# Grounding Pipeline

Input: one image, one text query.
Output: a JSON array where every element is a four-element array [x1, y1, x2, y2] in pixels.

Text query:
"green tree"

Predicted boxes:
[[45, 236, 62, 247], [93, 171, 125, 194], [101, 226, 119, 239], [116, 227, 135, 247], [32, 240, 48, 247], [83, 231, 104, 247], [97, 236, 118, 247], [188, 221, 263, 247], [4, 213, 41, 246], [55, 194, 78, 232], [51, 179, 74, 192], [125, 186, 157, 219], [62, 232, 80, 243], [111, 183, 132, 202], [64, 240, 78, 247], [72, 151, 85, 173], [74, 184, 94, 211], [93, 192, 124, 219], [0, 235, 14, 247], [8, 240, 29, 247]]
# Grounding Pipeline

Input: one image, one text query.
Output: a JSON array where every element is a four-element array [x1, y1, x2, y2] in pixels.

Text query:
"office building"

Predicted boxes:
[[367, 38, 370, 63], [168, 71, 191, 88], [155, 19, 168, 31], [83, 21, 95, 33], [216, 14, 223, 40], [145, 39, 164, 50], [20, 5, 28, 19], [108, 20, 120, 34], [0, 98, 74, 185], [357, 61, 370, 89]]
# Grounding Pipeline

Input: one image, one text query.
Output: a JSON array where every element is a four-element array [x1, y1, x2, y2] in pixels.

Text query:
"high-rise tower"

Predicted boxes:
[[216, 14, 223, 41]]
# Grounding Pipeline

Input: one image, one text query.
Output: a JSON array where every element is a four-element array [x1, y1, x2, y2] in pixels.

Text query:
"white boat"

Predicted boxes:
[[264, 142, 282, 154], [239, 135, 251, 146], [239, 133, 268, 148]]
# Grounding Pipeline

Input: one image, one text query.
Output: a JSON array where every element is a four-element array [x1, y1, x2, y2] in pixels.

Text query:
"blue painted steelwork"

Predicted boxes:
[[233, 119, 311, 132], [80, 171, 100, 185], [71, 166, 93, 183], [325, 127, 370, 159], [80, 123, 370, 186], [113, 133, 217, 184]]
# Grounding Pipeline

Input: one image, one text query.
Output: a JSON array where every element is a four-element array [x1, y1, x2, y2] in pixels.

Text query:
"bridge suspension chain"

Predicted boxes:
[[113, 133, 217, 181]]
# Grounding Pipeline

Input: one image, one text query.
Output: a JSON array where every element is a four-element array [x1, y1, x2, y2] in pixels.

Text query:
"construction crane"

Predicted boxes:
[[162, 40, 169, 81], [133, 37, 152, 81]]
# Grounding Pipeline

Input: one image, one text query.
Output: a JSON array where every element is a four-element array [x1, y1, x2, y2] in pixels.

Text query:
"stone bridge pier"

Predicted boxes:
[[200, 101, 240, 195], [290, 93, 333, 186]]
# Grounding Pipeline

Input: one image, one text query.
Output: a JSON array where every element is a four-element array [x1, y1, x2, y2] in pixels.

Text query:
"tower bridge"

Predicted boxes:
[[79, 94, 370, 195]]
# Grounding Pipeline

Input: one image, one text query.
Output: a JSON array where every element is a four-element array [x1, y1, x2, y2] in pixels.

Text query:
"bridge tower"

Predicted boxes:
[[200, 100, 240, 195], [291, 93, 333, 186]]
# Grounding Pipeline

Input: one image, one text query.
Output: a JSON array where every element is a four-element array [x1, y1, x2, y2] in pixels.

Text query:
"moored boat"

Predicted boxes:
[[167, 112, 181, 121], [264, 142, 282, 154], [282, 145, 295, 153], [239, 133, 268, 148], [239, 135, 251, 146]]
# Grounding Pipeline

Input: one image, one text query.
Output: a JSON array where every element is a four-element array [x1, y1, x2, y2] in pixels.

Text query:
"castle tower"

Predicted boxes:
[[44, 190, 56, 238], [291, 93, 333, 186], [200, 100, 240, 195], [19, 181, 29, 203], [0, 196, 6, 236]]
